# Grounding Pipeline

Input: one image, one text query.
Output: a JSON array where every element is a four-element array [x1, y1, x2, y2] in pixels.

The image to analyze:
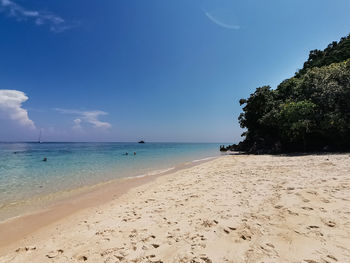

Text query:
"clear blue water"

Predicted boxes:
[[0, 142, 221, 219]]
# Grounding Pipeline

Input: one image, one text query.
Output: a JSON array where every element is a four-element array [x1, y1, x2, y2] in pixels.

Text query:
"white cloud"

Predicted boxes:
[[0, 0, 75, 32], [0, 89, 35, 129], [55, 108, 112, 130], [72, 118, 82, 131], [204, 11, 240, 30]]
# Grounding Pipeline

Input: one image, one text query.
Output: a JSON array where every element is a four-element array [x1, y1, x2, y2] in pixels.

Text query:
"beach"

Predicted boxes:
[[0, 142, 220, 222], [1, 154, 350, 262]]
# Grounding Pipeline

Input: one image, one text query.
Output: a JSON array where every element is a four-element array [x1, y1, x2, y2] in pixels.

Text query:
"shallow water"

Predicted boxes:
[[0, 142, 221, 220]]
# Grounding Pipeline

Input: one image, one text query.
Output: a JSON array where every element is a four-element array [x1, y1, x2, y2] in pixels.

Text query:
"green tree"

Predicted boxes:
[[277, 100, 316, 150], [235, 34, 350, 153]]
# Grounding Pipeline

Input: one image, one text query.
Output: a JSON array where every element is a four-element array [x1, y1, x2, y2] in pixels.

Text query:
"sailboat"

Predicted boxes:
[[38, 129, 43, 143]]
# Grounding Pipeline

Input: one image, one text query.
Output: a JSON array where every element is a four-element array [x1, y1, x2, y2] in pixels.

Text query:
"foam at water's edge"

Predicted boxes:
[[134, 167, 176, 178], [192, 156, 216, 163]]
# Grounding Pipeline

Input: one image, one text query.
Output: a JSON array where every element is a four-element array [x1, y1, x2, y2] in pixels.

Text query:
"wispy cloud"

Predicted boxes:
[[204, 11, 240, 30], [0, 89, 36, 129], [72, 118, 83, 131], [55, 108, 112, 130], [0, 0, 75, 32]]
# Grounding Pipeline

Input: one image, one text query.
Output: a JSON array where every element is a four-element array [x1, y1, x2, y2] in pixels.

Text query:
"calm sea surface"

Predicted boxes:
[[0, 142, 221, 220]]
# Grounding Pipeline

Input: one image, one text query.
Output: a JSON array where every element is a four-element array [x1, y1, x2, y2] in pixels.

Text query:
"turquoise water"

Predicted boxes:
[[0, 142, 221, 219]]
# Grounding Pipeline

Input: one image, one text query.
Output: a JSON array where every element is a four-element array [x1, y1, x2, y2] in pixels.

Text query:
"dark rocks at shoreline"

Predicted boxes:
[[219, 144, 238, 152]]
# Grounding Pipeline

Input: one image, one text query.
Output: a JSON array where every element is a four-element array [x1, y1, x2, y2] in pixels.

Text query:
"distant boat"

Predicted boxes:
[[138, 140, 145, 144], [38, 129, 43, 143]]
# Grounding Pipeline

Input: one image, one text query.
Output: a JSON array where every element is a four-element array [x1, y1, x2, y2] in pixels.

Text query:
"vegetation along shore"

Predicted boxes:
[[222, 34, 350, 154]]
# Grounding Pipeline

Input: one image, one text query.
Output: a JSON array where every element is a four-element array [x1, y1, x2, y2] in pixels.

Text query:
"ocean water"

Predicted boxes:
[[0, 142, 221, 220]]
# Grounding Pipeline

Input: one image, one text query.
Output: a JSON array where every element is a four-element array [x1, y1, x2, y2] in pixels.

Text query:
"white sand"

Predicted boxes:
[[1, 154, 350, 262]]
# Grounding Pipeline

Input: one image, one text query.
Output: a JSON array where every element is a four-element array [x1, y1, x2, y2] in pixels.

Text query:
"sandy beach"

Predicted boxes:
[[1, 154, 350, 262]]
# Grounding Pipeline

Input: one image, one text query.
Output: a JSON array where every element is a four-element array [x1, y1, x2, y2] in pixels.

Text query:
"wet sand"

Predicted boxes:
[[0, 159, 213, 250], [1, 154, 350, 262]]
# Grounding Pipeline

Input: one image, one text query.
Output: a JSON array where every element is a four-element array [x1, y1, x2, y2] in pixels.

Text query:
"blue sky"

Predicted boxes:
[[0, 0, 350, 142]]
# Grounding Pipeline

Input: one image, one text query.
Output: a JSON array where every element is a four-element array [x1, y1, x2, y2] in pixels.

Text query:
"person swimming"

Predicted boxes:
[[42, 157, 47, 162], [123, 152, 128, 156]]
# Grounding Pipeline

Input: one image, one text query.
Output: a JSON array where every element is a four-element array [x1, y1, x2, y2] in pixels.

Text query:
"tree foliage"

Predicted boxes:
[[296, 34, 350, 76], [235, 35, 350, 153]]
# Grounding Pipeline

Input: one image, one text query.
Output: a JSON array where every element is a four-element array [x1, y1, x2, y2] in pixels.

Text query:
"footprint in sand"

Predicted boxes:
[[200, 256, 213, 263], [46, 249, 64, 259], [223, 229, 230, 234], [202, 220, 216, 228], [304, 260, 318, 263], [324, 220, 336, 227], [100, 248, 119, 257], [287, 209, 299, 216], [321, 198, 330, 203], [266, 243, 275, 248], [15, 246, 36, 253], [302, 207, 314, 211], [240, 234, 251, 241], [326, 254, 338, 261], [78, 255, 88, 261]]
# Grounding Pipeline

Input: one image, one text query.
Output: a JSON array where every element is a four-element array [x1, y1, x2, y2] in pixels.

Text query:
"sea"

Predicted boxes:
[[0, 142, 222, 221]]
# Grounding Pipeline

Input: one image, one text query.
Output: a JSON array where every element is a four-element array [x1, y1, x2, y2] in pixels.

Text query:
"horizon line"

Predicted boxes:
[[0, 141, 234, 144]]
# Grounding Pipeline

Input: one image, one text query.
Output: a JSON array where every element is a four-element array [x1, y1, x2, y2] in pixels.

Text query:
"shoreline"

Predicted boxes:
[[1, 153, 349, 262], [0, 166, 179, 224], [0, 155, 220, 252]]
